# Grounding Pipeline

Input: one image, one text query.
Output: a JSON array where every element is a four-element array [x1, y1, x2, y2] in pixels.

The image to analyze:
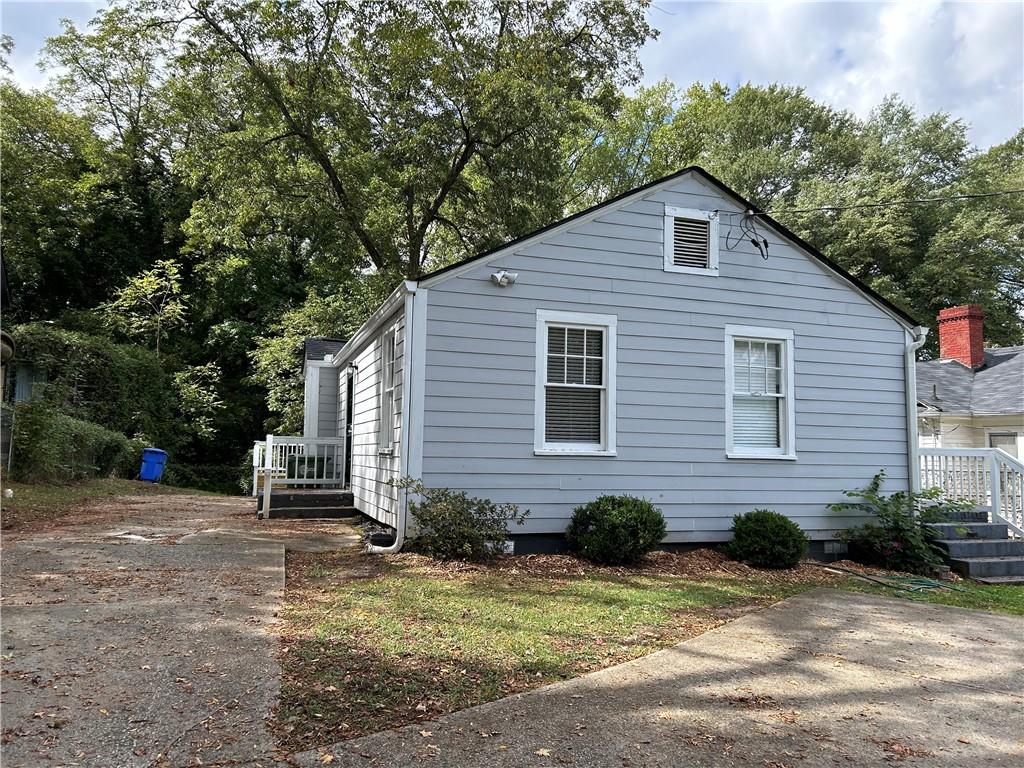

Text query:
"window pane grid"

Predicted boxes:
[[545, 324, 605, 446], [731, 336, 786, 452]]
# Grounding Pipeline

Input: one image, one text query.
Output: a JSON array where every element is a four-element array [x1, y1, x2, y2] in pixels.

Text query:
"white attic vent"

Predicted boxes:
[[672, 217, 711, 269], [663, 206, 719, 275]]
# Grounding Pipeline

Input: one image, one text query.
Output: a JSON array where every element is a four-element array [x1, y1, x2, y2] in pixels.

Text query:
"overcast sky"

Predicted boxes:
[[2, 0, 1022, 148]]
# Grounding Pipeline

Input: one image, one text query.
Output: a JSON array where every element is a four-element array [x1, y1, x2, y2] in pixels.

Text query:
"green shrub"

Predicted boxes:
[[10, 400, 146, 483], [833, 470, 972, 574], [726, 509, 809, 569], [397, 478, 529, 562], [566, 495, 667, 565], [163, 463, 240, 495], [11, 323, 175, 445]]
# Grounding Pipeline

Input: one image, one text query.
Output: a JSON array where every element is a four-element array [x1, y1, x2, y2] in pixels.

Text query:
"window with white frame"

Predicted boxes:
[[725, 325, 795, 459], [378, 328, 397, 453], [664, 206, 719, 275], [535, 310, 616, 455]]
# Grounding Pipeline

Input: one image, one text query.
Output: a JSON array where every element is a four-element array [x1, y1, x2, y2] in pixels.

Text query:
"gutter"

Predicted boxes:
[[905, 326, 929, 492]]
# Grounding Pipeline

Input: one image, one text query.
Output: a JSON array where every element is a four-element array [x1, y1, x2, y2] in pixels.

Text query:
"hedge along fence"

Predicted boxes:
[[10, 399, 147, 483], [10, 323, 176, 447]]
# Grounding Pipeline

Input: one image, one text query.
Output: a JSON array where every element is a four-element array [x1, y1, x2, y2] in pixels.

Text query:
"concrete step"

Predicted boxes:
[[949, 556, 1024, 579], [974, 575, 1024, 585], [256, 490, 354, 509], [935, 538, 1024, 558], [937, 507, 990, 523], [930, 522, 1008, 540]]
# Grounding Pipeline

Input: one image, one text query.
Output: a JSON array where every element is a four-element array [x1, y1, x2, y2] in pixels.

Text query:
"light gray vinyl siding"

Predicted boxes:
[[316, 369, 338, 437], [419, 173, 910, 542], [336, 311, 405, 528]]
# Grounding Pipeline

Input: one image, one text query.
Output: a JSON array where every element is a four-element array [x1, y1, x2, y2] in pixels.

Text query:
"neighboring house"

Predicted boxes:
[[287, 166, 930, 554], [917, 305, 1024, 460]]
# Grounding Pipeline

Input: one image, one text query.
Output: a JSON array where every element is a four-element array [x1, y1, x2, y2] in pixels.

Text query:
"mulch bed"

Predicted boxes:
[[386, 547, 849, 586]]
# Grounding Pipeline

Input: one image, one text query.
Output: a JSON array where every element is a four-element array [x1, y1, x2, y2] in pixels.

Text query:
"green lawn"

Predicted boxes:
[[842, 579, 1024, 615], [275, 550, 1024, 752], [1, 478, 202, 530]]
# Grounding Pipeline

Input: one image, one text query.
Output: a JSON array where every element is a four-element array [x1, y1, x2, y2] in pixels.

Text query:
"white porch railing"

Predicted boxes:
[[252, 435, 347, 518], [919, 447, 1024, 537]]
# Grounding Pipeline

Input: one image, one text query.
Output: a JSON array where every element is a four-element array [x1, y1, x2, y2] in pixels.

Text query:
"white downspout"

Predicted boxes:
[[905, 326, 929, 493], [366, 282, 419, 554]]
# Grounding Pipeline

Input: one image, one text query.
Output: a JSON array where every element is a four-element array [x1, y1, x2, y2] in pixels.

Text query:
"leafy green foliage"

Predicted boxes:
[[566, 82, 1024, 347], [833, 471, 972, 574], [726, 509, 809, 569], [397, 478, 529, 562], [103, 260, 187, 358], [172, 0, 654, 278], [11, 323, 175, 445], [566, 495, 667, 565], [172, 363, 225, 442], [11, 399, 146, 483]]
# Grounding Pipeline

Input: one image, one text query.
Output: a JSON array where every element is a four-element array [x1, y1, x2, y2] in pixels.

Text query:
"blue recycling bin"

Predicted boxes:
[[139, 448, 168, 483]]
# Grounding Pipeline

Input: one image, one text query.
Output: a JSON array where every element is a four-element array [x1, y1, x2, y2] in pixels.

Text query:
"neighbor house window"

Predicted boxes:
[[535, 310, 617, 456], [378, 327, 397, 453], [664, 206, 719, 275], [725, 325, 795, 459]]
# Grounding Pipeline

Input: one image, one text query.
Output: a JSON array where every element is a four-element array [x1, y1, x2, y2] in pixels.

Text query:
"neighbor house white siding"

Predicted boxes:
[[418, 173, 911, 542]]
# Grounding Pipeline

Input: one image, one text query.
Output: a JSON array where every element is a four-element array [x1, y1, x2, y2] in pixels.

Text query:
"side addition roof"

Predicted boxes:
[[917, 346, 1024, 416]]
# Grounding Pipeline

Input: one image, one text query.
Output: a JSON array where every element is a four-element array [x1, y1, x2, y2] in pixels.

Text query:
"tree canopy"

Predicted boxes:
[[2, 0, 1021, 485]]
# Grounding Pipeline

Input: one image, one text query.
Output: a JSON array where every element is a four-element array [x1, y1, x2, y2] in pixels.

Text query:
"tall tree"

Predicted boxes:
[[170, 0, 655, 278]]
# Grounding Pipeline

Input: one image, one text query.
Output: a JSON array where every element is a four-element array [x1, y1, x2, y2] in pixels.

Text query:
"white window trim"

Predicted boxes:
[[535, 310, 617, 456], [724, 324, 796, 460], [985, 428, 1023, 460], [664, 206, 719, 276], [377, 326, 397, 455]]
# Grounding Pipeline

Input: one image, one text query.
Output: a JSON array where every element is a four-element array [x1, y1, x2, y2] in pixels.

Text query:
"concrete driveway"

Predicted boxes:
[[294, 589, 1024, 768], [1, 493, 359, 768]]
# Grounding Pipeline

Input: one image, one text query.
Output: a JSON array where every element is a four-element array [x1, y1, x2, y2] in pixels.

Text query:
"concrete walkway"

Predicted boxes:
[[294, 589, 1024, 768], [1, 493, 359, 768]]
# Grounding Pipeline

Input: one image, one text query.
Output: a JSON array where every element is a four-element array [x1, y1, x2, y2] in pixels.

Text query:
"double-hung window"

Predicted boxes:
[[378, 327, 397, 453], [535, 310, 616, 456], [725, 325, 796, 459]]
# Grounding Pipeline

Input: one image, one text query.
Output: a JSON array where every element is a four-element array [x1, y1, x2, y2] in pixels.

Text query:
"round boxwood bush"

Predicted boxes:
[[566, 495, 667, 565], [726, 509, 809, 569]]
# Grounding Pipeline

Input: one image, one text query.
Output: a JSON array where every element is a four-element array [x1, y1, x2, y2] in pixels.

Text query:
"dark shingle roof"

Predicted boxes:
[[304, 337, 346, 362], [917, 346, 1024, 415]]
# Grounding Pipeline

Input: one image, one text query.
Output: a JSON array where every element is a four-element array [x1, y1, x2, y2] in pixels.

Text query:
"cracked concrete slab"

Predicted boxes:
[[1, 493, 359, 768], [293, 590, 1024, 768]]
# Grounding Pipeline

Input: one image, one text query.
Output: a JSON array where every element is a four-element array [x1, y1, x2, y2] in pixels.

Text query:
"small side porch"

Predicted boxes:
[[920, 447, 1024, 583], [252, 436, 358, 520]]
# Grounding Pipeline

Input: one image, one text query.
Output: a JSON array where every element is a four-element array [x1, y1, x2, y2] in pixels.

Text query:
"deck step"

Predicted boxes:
[[257, 490, 354, 509], [259, 505, 362, 520], [934, 539, 1024, 558], [948, 555, 1024, 579], [929, 523, 1008, 540]]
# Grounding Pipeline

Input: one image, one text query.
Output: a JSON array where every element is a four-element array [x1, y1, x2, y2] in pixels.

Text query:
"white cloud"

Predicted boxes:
[[639, 0, 1024, 148]]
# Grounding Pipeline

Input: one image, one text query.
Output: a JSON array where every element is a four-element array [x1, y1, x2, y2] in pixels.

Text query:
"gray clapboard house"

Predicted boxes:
[[257, 167, 933, 554]]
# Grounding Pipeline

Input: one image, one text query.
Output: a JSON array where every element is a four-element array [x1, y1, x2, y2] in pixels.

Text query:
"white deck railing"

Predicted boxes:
[[252, 435, 347, 517], [920, 448, 1024, 537]]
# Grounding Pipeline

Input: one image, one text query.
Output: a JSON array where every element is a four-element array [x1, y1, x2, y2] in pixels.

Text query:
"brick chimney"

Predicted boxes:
[[938, 305, 986, 369]]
